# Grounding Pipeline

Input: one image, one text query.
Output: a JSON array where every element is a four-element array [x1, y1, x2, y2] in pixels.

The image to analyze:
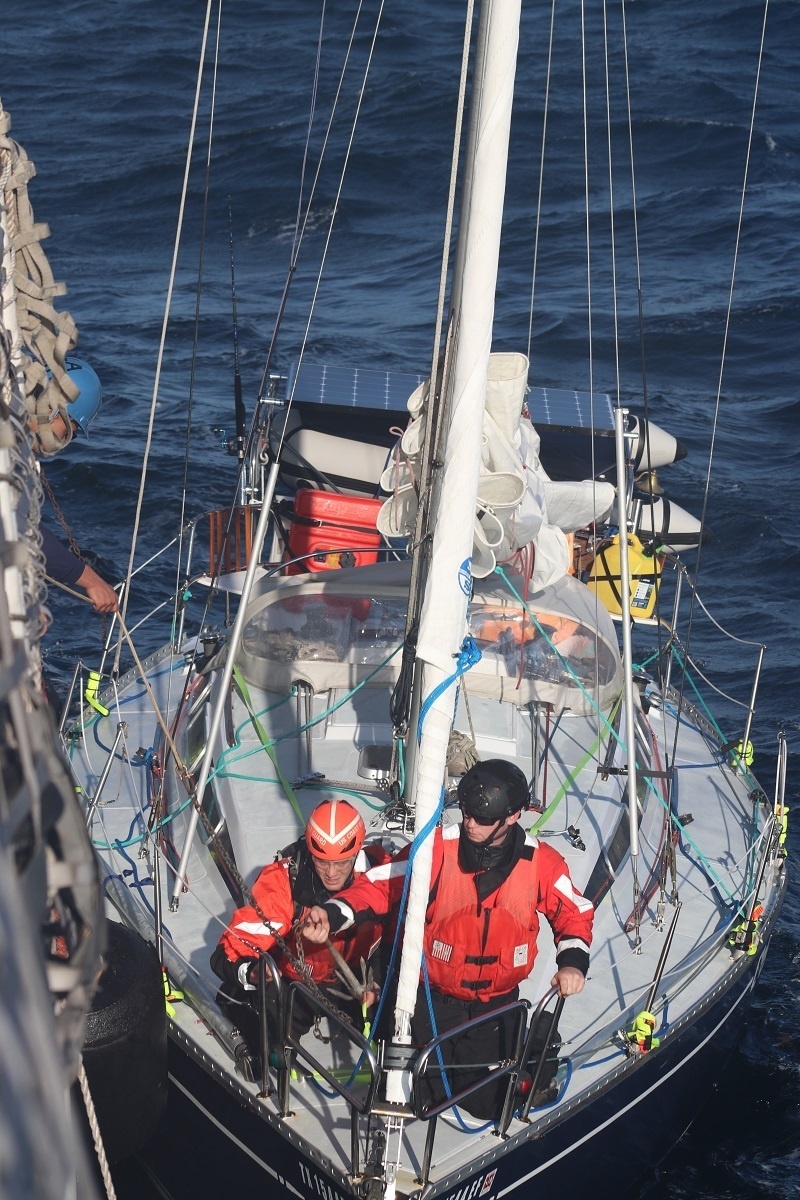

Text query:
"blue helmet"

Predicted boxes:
[[63, 357, 102, 437]]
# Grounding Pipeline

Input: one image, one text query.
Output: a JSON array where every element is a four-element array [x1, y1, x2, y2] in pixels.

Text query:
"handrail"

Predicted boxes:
[[256, 951, 283, 1099], [411, 998, 529, 1121], [514, 988, 565, 1128], [281, 979, 381, 1119]]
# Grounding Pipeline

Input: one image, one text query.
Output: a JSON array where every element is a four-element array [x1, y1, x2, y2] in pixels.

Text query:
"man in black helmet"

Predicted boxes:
[[305, 758, 593, 1119]]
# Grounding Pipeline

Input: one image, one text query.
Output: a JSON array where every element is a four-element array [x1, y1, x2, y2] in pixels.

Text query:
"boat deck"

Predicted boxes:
[[64, 637, 779, 1195]]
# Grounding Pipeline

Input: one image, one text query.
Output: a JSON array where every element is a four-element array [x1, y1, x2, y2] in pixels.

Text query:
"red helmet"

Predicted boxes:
[[305, 800, 365, 862]]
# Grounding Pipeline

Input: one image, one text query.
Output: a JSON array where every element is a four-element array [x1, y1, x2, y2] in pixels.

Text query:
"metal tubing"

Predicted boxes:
[[412, 999, 529, 1122], [663, 567, 683, 694], [170, 462, 280, 910], [517, 987, 563, 1126], [530, 703, 540, 808], [58, 659, 83, 735], [152, 835, 164, 967], [282, 981, 380, 1115], [350, 1108, 360, 1179], [775, 731, 787, 811], [742, 811, 777, 946], [257, 953, 274, 1098], [175, 522, 197, 652], [615, 406, 639, 859], [738, 644, 764, 775], [644, 901, 682, 1012], [418, 1117, 438, 1188], [84, 722, 127, 830]]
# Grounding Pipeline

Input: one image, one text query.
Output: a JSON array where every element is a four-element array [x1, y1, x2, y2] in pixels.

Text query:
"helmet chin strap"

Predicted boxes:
[[460, 818, 513, 873]]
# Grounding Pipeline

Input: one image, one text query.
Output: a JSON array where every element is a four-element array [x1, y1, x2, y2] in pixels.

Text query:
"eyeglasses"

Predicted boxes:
[[459, 802, 501, 827]]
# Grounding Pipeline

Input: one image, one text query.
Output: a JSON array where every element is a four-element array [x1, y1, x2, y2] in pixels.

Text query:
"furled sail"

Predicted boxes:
[[388, 0, 523, 1047], [378, 350, 615, 586]]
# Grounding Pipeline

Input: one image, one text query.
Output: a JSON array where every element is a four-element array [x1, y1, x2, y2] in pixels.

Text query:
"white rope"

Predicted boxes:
[[78, 1059, 117, 1200]]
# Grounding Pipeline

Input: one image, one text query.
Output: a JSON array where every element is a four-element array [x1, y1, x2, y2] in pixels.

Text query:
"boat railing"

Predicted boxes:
[[281, 979, 381, 1172], [411, 999, 531, 1125], [624, 555, 768, 777], [255, 951, 284, 1099], [409, 994, 564, 1188]]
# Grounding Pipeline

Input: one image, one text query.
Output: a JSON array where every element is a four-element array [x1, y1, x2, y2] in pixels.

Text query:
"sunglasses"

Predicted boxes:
[[459, 801, 501, 827]]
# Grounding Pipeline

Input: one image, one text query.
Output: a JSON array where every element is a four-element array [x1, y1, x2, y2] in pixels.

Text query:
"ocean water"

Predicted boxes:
[[3, 0, 800, 1196]]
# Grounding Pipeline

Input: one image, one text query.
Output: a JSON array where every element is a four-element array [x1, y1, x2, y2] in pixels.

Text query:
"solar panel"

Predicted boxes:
[[525, 386, 615, 433], [287, 362, 425, 412], [287, 363, 615, 434]]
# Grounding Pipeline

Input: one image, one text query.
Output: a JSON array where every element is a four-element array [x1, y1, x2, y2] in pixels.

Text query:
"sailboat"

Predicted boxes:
[[57, 2, 788, 1198]]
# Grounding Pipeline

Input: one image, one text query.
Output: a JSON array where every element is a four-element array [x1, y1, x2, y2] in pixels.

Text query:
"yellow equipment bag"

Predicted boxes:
[[587, 533, 659, 620]]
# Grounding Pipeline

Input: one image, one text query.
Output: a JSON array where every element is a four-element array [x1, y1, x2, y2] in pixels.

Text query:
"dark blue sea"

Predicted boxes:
[[4, 0, 800, 1196]]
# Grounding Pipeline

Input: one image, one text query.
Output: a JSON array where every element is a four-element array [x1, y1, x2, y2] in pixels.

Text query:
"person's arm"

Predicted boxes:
[[213, 863, 291, 987], [75, 562, 119, 612], [41, 527, 118, 612], [535, 842, 594, 996], [304, 842, 414, 944]]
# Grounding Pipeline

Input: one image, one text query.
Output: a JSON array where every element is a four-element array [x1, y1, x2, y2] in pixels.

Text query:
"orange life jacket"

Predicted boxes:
[[424, 837, 541, 1001]]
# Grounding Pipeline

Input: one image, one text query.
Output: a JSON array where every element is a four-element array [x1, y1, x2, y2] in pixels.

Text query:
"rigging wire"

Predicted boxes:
[[116, 0, 214, 673], [391, 0, 476, 739], [619, 0, 669, 723], [579, 0, 607, 796], [525, 0, 556, 366], [669, 0, 771, 773], [174, 0, 337, 706], [272, 0, 387, 465], [603, 0, 642, 940], [254, 0, 364, 410], [164, 0, 224, 745]]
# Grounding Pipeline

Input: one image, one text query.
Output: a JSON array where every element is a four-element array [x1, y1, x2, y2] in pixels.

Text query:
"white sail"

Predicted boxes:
[[392, 0, 523, 1027]]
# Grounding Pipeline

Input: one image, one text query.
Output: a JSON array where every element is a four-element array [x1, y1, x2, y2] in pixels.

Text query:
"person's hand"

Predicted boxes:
[[302, 906, 331, 944], [551, 966, 585, 997], [77, 564, 119, 612]]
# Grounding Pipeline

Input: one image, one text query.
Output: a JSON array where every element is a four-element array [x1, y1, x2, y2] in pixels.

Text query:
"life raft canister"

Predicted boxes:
[[586, 532, 660, 620]]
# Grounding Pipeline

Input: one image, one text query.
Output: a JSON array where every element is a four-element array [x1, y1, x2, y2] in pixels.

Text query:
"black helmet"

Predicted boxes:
[[457, 759, 530, 821]]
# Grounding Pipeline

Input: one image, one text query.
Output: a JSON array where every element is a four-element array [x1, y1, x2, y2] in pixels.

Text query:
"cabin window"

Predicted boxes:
[[468, 603, 618, 687], [242, 594, 405, 666]]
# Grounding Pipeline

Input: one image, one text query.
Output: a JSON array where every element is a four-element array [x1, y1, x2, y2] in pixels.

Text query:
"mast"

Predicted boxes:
[[390, 0, 523, 1040]]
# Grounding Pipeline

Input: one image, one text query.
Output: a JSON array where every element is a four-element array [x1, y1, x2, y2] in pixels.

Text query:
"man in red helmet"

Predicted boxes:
[[305, 759, 593, 1118], [211, 799, 386, 1065]]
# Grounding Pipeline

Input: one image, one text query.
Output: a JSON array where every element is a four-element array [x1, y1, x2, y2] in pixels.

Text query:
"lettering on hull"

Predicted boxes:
[[298, 1161, 348, 1200]]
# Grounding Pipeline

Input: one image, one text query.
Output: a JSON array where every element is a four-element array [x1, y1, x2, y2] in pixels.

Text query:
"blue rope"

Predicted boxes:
[[416, 636, 482, 744], [418, 958, 493, 1133], [113, 839, 156, 919]]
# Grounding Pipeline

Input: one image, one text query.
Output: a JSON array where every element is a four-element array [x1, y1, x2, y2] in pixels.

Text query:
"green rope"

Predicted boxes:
[[232, 664, 305, 824], [532, 698, 620, 831], [667, 644, 758, 790], [493, 569, 737, 899], [213, 644, 402, 777]]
